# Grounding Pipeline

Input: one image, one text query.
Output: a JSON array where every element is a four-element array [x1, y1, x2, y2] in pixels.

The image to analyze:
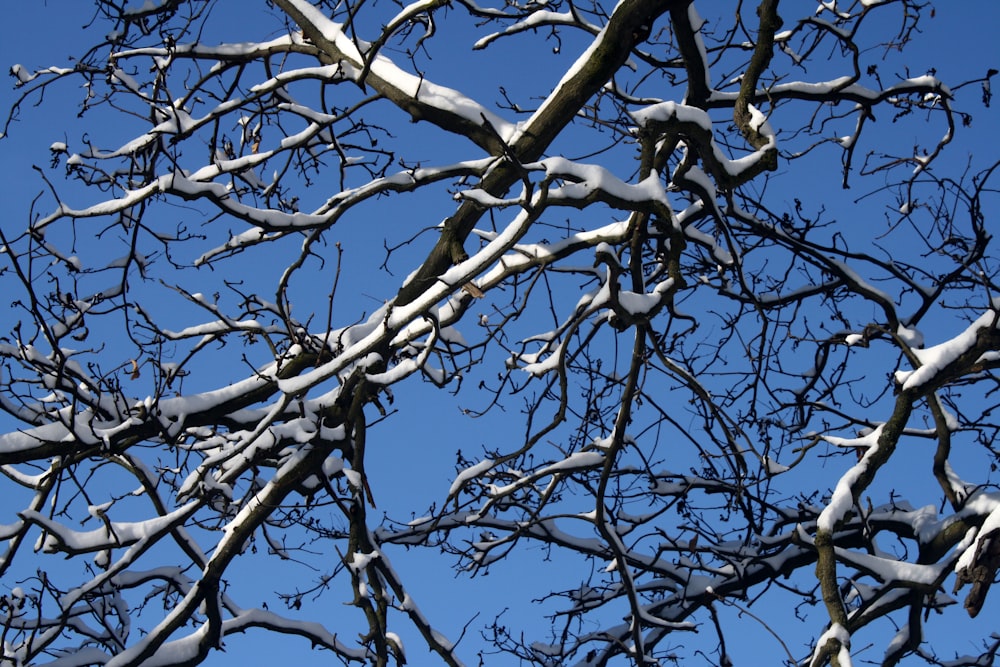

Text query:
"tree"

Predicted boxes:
[[2, 0, 999, 664]]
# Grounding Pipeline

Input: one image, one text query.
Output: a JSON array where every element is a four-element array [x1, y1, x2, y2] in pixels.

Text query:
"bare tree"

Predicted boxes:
[[2, 0, 999, 665]]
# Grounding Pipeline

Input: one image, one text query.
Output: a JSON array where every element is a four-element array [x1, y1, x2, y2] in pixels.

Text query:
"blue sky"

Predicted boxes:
[[3, 2, 1000, 666]]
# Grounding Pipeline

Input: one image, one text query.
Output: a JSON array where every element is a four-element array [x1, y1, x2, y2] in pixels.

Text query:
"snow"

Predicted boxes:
[[533, 157, 670, 206], [884, 626, 909, 663], [45, 648, 113, 667], [956, 501, 1000, 574], [476, 219, 630, 289], [894, 304, 999, 391], [217, 608, 367, 659], [449, 458, 495, 496], [322, 455, 344, 479], [686, 4, 711, 96], [747, 103, 771, 134], [678, 164, 717, 199], [0, 520, 23, 540], [281, 0, 515, 140], [487, 451, 605, 500], [896, 324, 924, 348], [385, 631, 405, 662], [0, 416, 95, 454], [631, 98, 776, 182], [430, 629, 454, 651], [817, 426, 882, 532], [530, 641, 562, 657], [111, 68, 142, 93], [457, 188, 520, 208], [10, 63, 32, 84], [516, 15, 613, 142], [131, 623, 210, 667], [826, 257, 892, 305], [541, 451, 605, 472], [519, 342, 566, 377], [439, 326, 468, 346], [592, 435, 614, 450], [683, 222, 733, 265], [474, 10, 595, 50], [282, 200, 542, 396], [630, 100, 713, 131], [20, 501, 199, 553], [810, 623, 852, 667], [87, 501, 113, 519], [883, 504, 945, 545], [349, 550, 380, 572], [343, 468, 363, 492], [123, 0, 167, 16], [833, 543, 946, 586], [763, 456, 790, 474], [6, 4, 993, 665], [617, 278, 675, 316]]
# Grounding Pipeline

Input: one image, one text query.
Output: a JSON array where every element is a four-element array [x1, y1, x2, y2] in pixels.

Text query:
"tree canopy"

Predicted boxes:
[[2, 1, 1000, 665]]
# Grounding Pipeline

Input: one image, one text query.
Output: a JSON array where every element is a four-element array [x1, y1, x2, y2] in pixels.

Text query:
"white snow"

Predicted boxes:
[[631, 98, 776, 181], [817, 426, 882, 532], [832, 543, 946, 586], [541, 451, 605, 472], [449, 458, 494, 497], [348, 550, 380, 572], [896, 324, 924, 348], [809, 623, 852, 667], [280, 0, 515, 140], [10, 63, 32, 83], [20, 501, 199, 553], [763, 456, 790, 474], [385, 631, 405, 662], [894, 304, 999, 391], [474, 10, 597, 50], [686, 4, 712, 96], [956, 501, 1000, 574], [630, 100, 713, 131], [533, 156, 670, 206], [884, 626, 909, 663], [617, 278, 675, 316], [747, 103, 772, 134]]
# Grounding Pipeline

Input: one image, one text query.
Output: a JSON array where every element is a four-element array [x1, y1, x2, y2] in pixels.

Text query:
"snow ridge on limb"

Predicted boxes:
[[275, 0, 517, 154], [894, 301, 1000, 393]]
